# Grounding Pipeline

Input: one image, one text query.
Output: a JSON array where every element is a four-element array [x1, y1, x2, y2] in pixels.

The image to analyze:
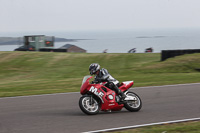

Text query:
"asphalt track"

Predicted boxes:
[[0, 83, 200, 133]]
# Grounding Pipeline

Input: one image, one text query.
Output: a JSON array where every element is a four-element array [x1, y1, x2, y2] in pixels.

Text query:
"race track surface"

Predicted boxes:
[[0, 83, 200, 133]]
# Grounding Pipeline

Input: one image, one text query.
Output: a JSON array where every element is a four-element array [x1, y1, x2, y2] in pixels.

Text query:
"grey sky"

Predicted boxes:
[[1, 0, 200, 32]]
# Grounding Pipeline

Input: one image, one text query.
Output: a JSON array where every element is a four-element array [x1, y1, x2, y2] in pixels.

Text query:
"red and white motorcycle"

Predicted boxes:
[[79, 76, 142, 115]]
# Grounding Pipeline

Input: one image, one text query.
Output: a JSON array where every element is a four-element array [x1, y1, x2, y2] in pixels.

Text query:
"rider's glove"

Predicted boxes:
[[95, 78, 102, 83]]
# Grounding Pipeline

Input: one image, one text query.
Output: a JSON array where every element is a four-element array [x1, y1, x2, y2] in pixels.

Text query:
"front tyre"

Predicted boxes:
[[124, 92, 142, 112], [79, 95, 100, 115]]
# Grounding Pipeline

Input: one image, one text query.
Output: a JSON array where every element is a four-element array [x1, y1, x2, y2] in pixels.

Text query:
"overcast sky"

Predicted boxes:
[[1, 0, 200, 32]]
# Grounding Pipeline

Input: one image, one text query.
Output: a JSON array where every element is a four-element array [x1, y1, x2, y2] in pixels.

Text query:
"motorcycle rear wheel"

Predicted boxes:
[[79, 95, 100, 115], [124, 92, 142, 112]]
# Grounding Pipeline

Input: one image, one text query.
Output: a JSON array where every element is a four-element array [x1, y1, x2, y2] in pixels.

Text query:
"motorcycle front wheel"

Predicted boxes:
[[79, 95, 100, 115], [124, 92, 142, 112]]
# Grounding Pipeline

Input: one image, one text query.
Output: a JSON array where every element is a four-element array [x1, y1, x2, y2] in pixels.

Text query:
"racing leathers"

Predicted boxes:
[[93, 68, 126, 100]]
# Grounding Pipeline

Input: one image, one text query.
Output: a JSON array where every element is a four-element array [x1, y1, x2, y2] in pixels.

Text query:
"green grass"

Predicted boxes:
[[109, 121, 200, 133], [0, 51, 200, 97]]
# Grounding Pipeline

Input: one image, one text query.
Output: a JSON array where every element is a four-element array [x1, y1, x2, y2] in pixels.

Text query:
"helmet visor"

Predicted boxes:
[[90, 69, 96, 75]]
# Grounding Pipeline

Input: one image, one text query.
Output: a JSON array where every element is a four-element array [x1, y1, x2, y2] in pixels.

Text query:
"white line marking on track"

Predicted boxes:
[[83, 117, 200, 133], [0, 82, 200, 99]]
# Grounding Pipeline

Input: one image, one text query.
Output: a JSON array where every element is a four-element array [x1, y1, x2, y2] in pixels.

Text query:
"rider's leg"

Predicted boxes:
[[113, 84, 126, 100], [108, 82, 126, 101]]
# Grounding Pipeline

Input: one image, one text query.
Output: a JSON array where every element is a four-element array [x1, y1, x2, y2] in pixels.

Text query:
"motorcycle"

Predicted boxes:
[[79, 75, 142, 115]]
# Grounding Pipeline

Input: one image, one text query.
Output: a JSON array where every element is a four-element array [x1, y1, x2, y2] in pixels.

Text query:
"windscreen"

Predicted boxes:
[[82, 75, 92, 85]]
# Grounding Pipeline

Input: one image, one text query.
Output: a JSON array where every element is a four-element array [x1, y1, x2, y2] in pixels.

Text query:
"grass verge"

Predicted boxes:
[[0, 51, 200, 97], [108, 121, 200, 133]]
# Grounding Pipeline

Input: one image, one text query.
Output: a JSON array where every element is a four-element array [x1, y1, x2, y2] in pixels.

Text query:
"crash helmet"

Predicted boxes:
[[89, 63, 100, 75]]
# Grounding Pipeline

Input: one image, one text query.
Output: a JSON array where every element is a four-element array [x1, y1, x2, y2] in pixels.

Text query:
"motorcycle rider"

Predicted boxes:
[[89, 63, 126, 101]]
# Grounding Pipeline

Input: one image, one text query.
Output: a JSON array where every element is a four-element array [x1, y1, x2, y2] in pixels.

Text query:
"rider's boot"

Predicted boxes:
[[118, 90, 126, 102], [113, 84, 126, 102]]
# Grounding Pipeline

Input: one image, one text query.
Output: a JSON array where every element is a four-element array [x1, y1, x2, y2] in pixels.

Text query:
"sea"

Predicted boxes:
[[1, 28, 200, 53]]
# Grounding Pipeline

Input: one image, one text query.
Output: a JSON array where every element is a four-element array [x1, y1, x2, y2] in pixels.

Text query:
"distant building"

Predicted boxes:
[[15, 35, 54, 51], [59, 44, 86, 53], [14, 35, 87, 53]]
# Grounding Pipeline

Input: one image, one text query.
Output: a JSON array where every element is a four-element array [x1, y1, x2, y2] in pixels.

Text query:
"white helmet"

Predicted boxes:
[[89, 63, 100, 75]]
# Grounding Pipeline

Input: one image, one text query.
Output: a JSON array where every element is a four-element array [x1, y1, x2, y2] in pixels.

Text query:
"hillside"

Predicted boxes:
[[0, 51, 200, 97]]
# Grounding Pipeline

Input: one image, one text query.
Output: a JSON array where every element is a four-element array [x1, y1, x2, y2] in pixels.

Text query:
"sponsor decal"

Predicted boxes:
[[89, 86, 104, 97]]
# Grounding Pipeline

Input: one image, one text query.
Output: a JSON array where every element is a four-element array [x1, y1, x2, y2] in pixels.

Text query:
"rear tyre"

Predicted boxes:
[[79, 95, 100, 115], [124, 92, 142, 112]]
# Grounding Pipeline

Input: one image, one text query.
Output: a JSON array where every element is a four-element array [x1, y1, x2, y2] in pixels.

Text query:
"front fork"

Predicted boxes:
[[89, 95, 95, 105]]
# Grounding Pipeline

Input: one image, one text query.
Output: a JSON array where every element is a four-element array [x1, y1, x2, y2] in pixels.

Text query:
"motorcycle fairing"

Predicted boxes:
[[80, 76, 93, 94], [119, 81, 134, 92]]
